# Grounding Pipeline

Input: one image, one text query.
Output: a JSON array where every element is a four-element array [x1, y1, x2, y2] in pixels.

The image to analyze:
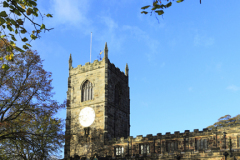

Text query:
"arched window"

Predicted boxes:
[[81, 80, 93, 102], [114, 83, 121, 105]]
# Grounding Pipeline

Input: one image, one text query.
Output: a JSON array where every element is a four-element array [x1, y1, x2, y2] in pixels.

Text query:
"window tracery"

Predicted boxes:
[[81, 80, 93, 102]]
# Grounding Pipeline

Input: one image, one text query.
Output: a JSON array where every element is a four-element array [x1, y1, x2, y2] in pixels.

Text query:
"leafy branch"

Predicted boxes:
[[141, 0, 202, 22], [0, 0, 53, 70]]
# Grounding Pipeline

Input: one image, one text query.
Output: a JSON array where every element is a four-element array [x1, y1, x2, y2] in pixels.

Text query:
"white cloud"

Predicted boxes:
[[92, 19, 161, 58], [99, 16, 119, 32], [50, 0, 90, 26], [94, 16, 124, 54], [226, 85, 240, 91], [193, 34, 215, 47]]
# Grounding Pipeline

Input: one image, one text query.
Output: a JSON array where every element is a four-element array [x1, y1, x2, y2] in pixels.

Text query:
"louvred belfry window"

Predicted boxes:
[[81, 80, 93, 102]]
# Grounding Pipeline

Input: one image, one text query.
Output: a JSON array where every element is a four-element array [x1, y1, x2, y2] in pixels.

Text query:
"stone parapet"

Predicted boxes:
[[107, 124, 240, 145]]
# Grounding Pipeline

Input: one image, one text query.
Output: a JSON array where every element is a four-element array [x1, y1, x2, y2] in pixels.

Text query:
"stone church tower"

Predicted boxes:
[[64, 42, 130, 159]]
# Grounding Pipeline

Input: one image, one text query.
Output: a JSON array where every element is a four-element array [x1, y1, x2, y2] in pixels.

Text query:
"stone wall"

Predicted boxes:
[[105, 60, 130, 140], [65, 57, 107, 158], [99, 124, 240, 160], [65, 43, 130, 159], [66, 124, 240, 160]]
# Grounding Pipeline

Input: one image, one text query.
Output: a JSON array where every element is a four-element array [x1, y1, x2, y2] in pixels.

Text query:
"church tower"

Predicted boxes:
[[64, 42, 130, 159]]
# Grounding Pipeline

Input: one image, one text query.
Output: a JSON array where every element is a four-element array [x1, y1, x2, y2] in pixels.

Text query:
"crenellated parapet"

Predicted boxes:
[[108, 60, 128, 82], [99, 124, 240, 160], [106, 124, 240, 147], [69, 59, 105, 76], [109, 127, 212, 144]]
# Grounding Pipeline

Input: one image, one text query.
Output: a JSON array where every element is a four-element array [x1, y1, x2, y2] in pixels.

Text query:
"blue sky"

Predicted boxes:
[[16, 0, 240, 158]]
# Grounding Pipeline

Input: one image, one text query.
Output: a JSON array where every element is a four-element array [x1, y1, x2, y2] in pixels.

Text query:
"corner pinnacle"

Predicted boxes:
[[104, 42, 108, 51]]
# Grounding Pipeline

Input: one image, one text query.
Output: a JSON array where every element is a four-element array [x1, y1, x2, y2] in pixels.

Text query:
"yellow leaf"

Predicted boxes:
[[20, 4, 26, 9], [5, 53, 14, 61], [2, 64, 9, 70], [26, 43, 31, 47]]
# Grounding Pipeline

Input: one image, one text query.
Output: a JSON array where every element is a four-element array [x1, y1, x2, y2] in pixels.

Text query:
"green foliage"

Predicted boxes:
[[0, 0, 54, 70], [141, 11, 148, 14], [140, 0, 184, 19], [155, 10, 164, 15], [206, 114, 240, 130], [0, 113, 64, 159], [0, 11, 8, 17], [46, 13, 53, 17], [21, 37, 28, 42], [141, 5, 151, 10], [176, 0, 184, 3], [166, 2, 172, 7]]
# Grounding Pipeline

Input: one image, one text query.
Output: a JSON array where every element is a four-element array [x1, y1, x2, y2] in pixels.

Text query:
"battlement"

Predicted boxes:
[[69, 57, 128, 80], [69, 58, 105, 76], [108, 124, 240, 145], [108, 60, 128, 81]]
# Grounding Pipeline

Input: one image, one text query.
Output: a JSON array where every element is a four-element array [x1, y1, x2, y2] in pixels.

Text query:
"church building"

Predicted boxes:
[[64, 43, 240, 160]]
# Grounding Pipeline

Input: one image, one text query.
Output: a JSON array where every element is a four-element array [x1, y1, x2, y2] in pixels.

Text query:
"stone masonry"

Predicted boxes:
[[64, 42, 130, 159]]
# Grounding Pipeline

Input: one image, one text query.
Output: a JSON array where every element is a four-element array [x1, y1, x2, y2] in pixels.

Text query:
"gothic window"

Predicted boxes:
[[115, 146, 124, 156], [140, 144, 150, 154], [81, 80, 93, 102], [115, 83, 122, 105]]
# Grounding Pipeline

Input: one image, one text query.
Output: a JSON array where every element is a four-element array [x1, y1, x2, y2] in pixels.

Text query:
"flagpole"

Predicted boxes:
[[90, 32, 92, 63]]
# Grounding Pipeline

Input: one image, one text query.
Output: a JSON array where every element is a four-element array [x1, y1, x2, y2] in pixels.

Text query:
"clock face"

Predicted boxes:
[[79, 107, 95, 127]]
